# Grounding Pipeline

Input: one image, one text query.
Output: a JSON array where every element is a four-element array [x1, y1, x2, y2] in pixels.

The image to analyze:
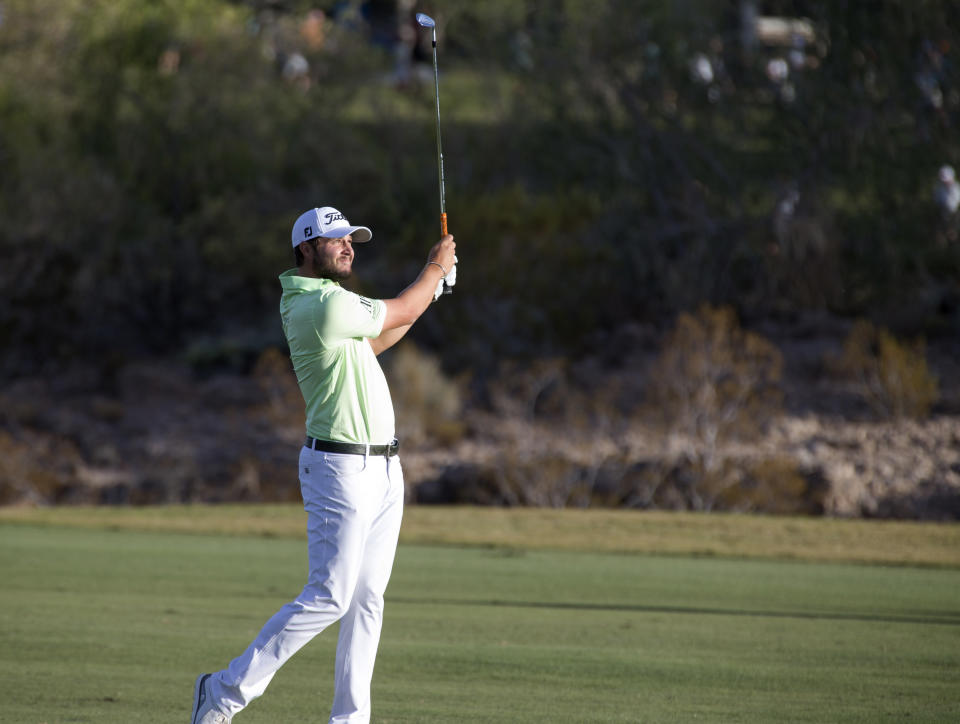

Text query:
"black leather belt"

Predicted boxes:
[[305, 437, 400, 457]]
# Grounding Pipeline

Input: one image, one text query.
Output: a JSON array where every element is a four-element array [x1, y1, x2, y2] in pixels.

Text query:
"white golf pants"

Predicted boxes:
[[209, 446, 405, 723]]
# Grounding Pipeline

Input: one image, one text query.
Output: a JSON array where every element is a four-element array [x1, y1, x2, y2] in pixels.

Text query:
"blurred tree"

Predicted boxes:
[[0, 0, 394, 375], [0, 0, 958, 380]]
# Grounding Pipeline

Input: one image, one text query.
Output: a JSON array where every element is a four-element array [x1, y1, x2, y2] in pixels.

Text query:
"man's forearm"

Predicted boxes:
[[401, 263, 446, 309], [380, 263, 446, 332]]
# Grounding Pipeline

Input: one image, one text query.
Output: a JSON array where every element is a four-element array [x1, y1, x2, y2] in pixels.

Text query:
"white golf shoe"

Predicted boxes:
[[191, 674, 230, 724]]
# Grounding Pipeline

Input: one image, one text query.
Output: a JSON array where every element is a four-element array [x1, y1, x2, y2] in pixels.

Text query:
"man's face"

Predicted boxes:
[[309, 235, 354, 281]]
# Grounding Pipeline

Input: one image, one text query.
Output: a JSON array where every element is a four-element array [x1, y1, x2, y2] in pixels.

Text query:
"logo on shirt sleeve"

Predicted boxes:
[[358, 296, 375, 316]]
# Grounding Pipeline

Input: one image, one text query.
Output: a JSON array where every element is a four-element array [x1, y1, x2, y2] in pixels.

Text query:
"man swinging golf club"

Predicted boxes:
[[190, 206, 455, 724]]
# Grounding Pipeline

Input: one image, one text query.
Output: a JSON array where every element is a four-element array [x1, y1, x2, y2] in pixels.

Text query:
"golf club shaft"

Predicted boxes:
[[429, 26, 451, 294], [431, 28, 447, 237]]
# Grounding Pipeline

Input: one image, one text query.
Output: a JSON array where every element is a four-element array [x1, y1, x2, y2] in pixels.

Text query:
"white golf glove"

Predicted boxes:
[[433, 255, 457, 300]]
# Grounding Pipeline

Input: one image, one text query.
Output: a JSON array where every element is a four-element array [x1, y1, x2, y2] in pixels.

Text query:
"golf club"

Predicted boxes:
[[416, 12, 452, 295]]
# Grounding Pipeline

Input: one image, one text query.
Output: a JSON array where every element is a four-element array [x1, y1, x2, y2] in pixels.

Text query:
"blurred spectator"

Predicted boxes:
[[915, 40, 946, 112], [788, 33, 807, 71], [935, 165, 960, 214], [779, 82, 796, 104], [389, 1, 433, 88], [740, 0, 759, 54], [915, 39, 951, 140], [934, 165, 960, 245], [158, 47, 181, 75], [690, 37, 729, 104], [773, 183, 801, 250], [300, 9, 327, 51], [765, 57, 795, 104], [768, 183, 839, 308], [389, 15, 415, 86], [512, 30, 533, 71], [643, 42, 662, 83], [690, 53, 715, 85], [707, 36, 731, 103], [282, 52, 310, 88], [766, 57, 789, 84]]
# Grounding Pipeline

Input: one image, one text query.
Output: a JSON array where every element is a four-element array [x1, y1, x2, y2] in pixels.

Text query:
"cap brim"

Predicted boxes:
[[320, 225, 372, 243]]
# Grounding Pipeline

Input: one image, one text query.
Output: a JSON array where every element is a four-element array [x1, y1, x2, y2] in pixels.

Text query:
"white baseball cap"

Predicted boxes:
[[291, 206, 372, 247]]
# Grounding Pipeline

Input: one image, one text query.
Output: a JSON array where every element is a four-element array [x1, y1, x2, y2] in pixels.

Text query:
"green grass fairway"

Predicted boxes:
[[3, 504, 959, 566], [1, 516, 959, 723]]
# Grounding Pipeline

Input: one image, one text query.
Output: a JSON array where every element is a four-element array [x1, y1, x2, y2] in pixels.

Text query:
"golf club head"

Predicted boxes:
[[415, 13, 435, 28]]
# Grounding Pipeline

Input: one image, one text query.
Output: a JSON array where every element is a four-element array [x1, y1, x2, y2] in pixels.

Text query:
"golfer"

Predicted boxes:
[[191, 206, 456, 724]]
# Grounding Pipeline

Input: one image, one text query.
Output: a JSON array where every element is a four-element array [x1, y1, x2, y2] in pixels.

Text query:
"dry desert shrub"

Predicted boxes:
[[714, 457, 827, 515], [472, 358, 631, 508], [385, 342, 466, 447], [835, 320, 939, 419], [650, 305, 783, 460], [648, 305, 784, 510], [0, 430, 81, 505]]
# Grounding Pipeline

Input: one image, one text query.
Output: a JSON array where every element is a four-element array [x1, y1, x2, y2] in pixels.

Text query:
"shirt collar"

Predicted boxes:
[[279, 269, 341, 292]]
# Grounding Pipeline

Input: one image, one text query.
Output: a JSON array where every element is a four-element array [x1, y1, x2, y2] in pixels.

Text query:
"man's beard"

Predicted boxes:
[[312, 256, 351, 282]]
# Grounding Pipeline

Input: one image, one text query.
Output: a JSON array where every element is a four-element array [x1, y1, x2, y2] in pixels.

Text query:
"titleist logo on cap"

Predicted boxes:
[[324, 211, 346, 225]]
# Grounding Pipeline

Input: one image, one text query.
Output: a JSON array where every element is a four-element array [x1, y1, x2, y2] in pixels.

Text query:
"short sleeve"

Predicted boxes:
[[316, 290, 386, 342]]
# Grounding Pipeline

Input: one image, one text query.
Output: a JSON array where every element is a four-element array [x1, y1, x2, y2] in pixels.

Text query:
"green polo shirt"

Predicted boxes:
[[279, 270, 395, 444]]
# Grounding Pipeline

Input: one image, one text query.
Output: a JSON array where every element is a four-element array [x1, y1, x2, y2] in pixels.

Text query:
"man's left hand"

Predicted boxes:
[[434, 256, 458, 300]]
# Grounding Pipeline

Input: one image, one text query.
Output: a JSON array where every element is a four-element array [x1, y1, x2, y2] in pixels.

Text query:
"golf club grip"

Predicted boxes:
[[440, 213, 452, 295]]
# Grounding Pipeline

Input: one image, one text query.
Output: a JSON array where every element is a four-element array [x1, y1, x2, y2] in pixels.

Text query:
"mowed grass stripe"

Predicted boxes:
[[1, 524, 959, 723], [1, 504, 958, 566]]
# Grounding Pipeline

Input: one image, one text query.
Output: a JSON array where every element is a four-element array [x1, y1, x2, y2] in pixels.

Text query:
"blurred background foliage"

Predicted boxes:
[[1, 0, 959, 377], [2, 0, 959, 513]]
